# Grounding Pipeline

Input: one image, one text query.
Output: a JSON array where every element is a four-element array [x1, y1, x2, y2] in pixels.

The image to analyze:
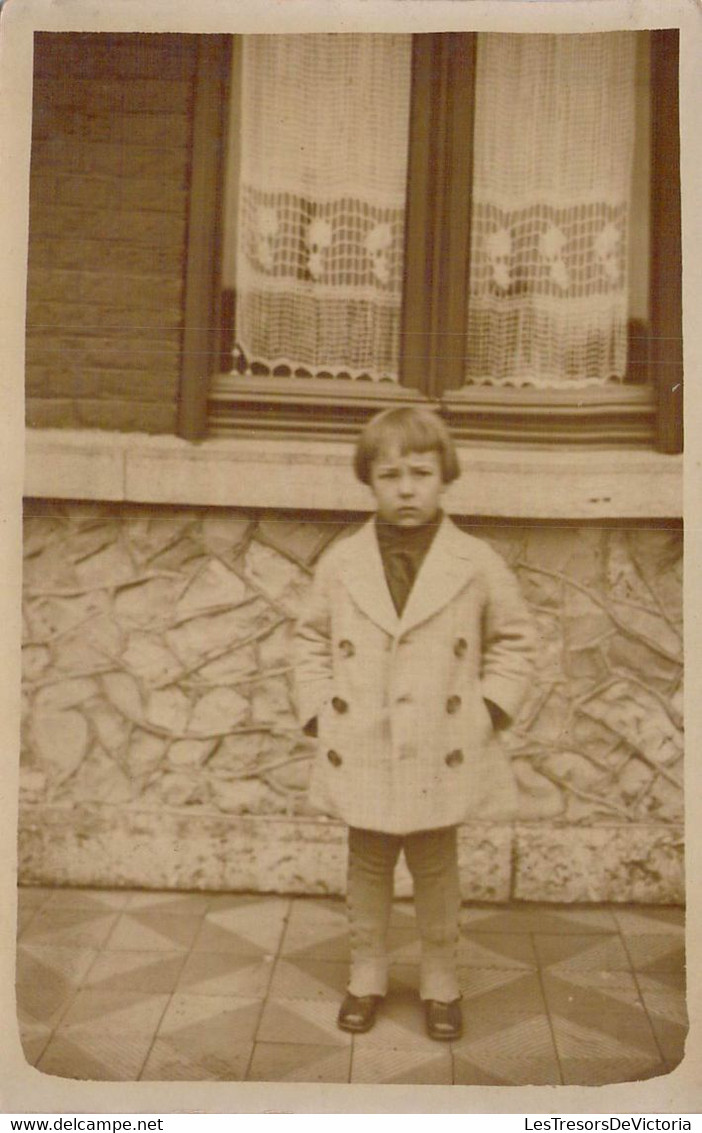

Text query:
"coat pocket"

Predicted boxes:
[[468, 694, 517, 821], [471, 691, 496, 748]]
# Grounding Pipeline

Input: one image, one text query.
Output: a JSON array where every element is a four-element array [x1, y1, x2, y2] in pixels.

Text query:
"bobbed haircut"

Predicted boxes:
[[353, 407, 461, 486]]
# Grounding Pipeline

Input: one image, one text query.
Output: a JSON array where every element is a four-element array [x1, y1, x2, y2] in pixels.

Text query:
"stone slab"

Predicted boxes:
[[24, 429, 125, 501], [25, 429, 682, 519], [18, 808, 684, 903], [513, 823, 685, 904]]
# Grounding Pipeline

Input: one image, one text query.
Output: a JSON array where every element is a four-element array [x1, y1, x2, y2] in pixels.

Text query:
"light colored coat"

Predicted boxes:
[[293, 515, 536, 834]]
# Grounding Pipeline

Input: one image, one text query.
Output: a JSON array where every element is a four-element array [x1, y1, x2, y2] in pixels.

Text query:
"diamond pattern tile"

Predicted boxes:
[[543, 969, 654, 1033], [17, 886, 55, 911], [352, 1044, 452, 1084], [257, 998, 352, 1047], [139, 995, 262, 1080], [456, 966, 534, 1006], [20, 907, 119, 949], [205, 892, 290, 923], [268, 958, 349, 1001], [249, 1042, 352, 1083], [176, 952, 275, 998], [352, 995, 438, 1054], [636, 971, 688, 1070], [533, 933, 632, 971], [453, 969, 560, 1084], [125, 891, 211, 915], [460, 904, 618, 935], [623, 934, 686, 972], [15, 887, 686, 1085], [453, 1015, 561, 1085], [16, 945, 98, 1026], [17, 906, 40, 935], [454, 971, 553, 1048], [385, 925, 423, 963], [107, 911, 203, 952], [457, 931, 538, 968], [543, 965, 651, 1011], [38, 1029, 158, 1081], [387, 964, 423, 995], [197, 899, 288, 953], [390, 903, 418, 929], [549, 1014, 667, 1086], [37, 992, 170, 1081], [613, 907, 685, 935], [190, 903, 288, 957], [280, 924, 351, 962], [83, 950, 187, 994], [59, 988, 170, 1031], [17, 1013, 53, 1067], [140, 1038, 253, 1082], [45, 888, 132, 911], [156, 993, 263, 1044], [282, 897, 346, 933], [543, 970, 665, 1085]]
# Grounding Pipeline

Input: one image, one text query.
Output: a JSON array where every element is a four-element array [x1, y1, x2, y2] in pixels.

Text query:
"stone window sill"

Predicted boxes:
[[23, 428, 682, 519]]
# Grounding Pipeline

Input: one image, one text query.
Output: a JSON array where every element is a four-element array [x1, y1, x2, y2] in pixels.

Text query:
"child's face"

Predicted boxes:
[[369, 446, 445, 527]]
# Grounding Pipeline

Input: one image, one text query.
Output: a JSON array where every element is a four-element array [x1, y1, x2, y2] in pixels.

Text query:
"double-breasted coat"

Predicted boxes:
[[293, 515, 536, 834]]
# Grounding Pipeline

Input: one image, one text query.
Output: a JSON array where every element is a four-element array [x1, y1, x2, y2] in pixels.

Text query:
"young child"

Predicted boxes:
[[293, 407, 535, 1041]]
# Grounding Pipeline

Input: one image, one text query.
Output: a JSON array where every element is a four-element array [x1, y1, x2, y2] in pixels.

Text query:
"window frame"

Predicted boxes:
[[649, 29, 683, 453], [177, 34, 232, 441], [178, 30, 682, 454]]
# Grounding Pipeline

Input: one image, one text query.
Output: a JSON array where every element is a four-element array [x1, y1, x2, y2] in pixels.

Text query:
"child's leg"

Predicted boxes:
[[346, 826, 402, 997], [403, 825, 461, 1003]]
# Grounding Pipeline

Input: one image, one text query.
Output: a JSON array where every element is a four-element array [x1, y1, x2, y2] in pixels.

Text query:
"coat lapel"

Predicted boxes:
[[398, 517, 478, 635], [338, 516, 479, 638], [338, 519, 400, 636]]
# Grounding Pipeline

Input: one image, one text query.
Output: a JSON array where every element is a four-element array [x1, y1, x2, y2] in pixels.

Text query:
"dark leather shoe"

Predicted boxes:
[[424, 998, 463, 1041], [337, 992, 383, 1033]]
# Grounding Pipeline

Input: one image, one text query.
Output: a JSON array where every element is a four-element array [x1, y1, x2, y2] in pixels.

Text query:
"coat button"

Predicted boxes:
[[446, 695, 462, 714], [327, 750, 342, 767], [454, 637, 467, 658], [331, 696, 348, 714], [445, 749, 464, 767], [338, 639, 355, 658]]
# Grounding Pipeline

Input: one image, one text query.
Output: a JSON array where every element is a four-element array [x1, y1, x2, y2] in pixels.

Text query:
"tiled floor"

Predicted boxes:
[[16, 888, 686, 1085]]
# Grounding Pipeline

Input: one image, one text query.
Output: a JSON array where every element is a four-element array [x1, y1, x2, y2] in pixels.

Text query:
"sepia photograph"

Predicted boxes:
[[2, 0, 695, 1112]]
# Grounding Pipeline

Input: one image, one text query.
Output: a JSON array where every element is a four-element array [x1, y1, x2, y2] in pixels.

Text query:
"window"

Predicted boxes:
[[177, 31, 682, 452]]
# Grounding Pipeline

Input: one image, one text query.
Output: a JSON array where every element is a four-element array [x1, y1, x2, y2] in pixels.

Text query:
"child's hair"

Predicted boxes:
[[353, 406, 461, 486]]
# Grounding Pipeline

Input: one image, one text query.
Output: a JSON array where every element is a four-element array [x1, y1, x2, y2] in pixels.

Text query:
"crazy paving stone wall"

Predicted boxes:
[[20, 501, 683, 896]]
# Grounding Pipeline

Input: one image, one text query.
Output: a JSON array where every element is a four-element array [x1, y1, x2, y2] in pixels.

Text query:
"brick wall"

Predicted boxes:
[[25, 34, 198, 432]]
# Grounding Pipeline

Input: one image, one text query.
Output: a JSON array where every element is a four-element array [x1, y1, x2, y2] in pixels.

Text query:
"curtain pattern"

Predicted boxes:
[[464, 33, 637, 387], [232, 34, 411, 382], [232, 33, 637, 389]]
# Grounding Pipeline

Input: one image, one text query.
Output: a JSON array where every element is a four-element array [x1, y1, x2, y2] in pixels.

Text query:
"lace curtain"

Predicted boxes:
[[232, 34, 411, 382], [465, 33, 637, 388], [231, 33, 637, 389]]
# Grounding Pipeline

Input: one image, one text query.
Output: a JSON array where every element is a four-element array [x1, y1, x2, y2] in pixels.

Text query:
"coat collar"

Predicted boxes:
[[338, 515, 479, 637]]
